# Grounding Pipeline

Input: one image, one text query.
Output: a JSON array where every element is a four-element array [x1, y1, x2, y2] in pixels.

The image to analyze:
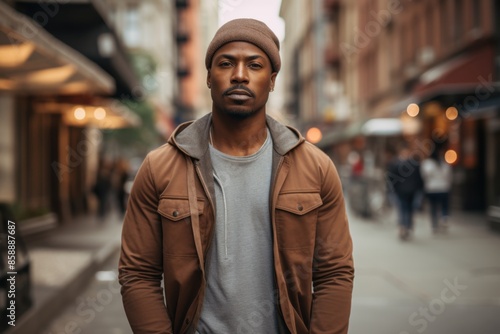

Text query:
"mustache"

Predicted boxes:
[[222, 85, 255, 97]]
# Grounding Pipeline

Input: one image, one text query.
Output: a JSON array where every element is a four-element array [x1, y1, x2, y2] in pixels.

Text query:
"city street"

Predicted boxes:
[[348, 206, 500, 334], [2, 1, 500, 334], [40, 206, 500, 334]]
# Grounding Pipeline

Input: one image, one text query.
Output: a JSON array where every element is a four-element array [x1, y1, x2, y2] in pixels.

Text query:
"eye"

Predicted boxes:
[[218, 61, 232, 68], [249, 63, 263, 69]]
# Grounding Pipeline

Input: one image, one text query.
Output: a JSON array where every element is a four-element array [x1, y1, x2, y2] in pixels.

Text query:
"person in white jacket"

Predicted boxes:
[[420, 147, 453, 233]]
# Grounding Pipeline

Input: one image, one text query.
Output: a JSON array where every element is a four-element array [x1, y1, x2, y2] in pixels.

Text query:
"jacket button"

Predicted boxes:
[[185, 318, 190, 324], [297, 204, 303, 211], [173, 210, 179, 217]]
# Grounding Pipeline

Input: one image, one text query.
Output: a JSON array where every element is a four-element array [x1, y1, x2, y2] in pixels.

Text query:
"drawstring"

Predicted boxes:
[[213, 173, 228, 258], [186, 157, 205, 272]]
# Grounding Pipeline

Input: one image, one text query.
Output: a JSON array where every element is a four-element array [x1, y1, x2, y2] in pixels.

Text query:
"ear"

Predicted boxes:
[[207, 70, 211, 89], [270, 72, 277, 92]]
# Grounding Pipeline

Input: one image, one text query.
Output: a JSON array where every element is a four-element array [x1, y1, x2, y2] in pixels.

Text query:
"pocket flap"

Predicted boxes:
[[276, 192, 323, 215], [157, 198, 204, 221]]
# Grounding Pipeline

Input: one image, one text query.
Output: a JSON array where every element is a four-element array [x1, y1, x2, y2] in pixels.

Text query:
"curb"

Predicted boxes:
[[6, 241, 120, 334]]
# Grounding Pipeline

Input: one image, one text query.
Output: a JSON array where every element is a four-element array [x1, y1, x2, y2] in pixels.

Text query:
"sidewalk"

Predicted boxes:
[[7, 203, 498, 334], [7, 212, 123, 334]]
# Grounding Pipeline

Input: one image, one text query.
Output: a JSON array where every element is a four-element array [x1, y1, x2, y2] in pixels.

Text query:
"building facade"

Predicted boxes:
[[352, 0, 499, 214], [0, 0, 141, 231], [280, 0, 355, 139], [280, 0, 500, 216], [104, 0, 179, 136], [175, 0, 218, 121]]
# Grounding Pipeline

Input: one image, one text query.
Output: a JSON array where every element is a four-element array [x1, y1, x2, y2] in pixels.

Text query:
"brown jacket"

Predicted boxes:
[[119, 114, 354, 334]]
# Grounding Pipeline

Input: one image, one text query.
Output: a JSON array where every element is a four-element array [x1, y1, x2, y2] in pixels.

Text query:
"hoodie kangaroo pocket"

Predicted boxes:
[[157, 197, 204, 257]]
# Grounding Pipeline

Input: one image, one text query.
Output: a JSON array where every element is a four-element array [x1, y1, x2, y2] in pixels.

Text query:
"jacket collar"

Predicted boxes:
[[169, 113, 304, 159]]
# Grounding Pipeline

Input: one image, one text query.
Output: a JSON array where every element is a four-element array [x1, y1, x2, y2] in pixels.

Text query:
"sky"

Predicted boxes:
[[218, 0, 285, 42]]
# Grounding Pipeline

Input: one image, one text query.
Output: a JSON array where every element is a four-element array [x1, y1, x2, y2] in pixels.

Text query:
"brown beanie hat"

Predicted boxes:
[[205, 18, 281, 73]]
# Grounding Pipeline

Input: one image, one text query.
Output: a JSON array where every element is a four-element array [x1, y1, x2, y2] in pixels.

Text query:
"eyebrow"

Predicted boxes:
[[215, 54, 265, 61]]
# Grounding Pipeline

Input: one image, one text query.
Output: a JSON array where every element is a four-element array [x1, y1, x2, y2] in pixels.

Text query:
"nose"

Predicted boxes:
[[230, 62, 249, 84]]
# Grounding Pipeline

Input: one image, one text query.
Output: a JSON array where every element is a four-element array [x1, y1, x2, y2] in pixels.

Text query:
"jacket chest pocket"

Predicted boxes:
[[157, 197, 204, 257], [275, 192, 322, 249]]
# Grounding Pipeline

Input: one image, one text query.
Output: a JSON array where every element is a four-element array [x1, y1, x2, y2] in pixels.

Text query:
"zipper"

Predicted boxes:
[[270, 156, 286, 329], [191, 160, 216, 330], [193, 160, 217, 269], [194, 161, 217, 274]]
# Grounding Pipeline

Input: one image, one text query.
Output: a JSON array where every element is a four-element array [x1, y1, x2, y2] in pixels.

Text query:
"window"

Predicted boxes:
[[124, 4, 141, 48], [453, 0, 463, 42], [440, 0, 448, 46], [412, 16, 419, 63], [426, 5, 434, 48], [400, 25, 406, 66], [472, 0, 481, 30]]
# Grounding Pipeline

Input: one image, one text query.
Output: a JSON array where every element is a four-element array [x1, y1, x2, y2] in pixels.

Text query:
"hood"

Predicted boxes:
[[168, 113, 304, 159]]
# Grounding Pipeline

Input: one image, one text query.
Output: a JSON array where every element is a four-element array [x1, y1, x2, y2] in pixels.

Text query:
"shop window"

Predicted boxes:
[[425, 5, 434, 48], [453, 0, 463, 42], [439, 0, 448, 47], [472, 0, 481, 31]]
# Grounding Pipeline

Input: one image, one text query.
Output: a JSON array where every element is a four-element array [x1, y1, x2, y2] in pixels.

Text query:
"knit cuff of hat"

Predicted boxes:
[[205, 18, 281, 73]]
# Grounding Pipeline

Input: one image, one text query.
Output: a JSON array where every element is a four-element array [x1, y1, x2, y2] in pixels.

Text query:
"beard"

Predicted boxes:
[[211, 86, 268, 119], [220, 106, 257, 119], [214, 97, 268, 120]]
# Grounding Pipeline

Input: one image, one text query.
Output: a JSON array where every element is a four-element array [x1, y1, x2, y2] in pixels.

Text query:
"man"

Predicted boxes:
[[119, 18, 354, 334], [386, 144, 423, 240]]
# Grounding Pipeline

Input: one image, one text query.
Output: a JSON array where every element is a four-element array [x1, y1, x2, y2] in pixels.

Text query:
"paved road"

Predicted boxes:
[[42, 207, 500, 334], [348, 206, 500, 334]]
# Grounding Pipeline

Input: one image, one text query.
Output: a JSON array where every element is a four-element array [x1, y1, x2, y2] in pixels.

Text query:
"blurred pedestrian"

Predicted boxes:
[[386, 144, 423, 240], [347, 150, 369, 216], [350, 150, 364, 179], [384, 146, 400, 211], [113, 158, 130, 215], [420, 145, 452, 233], [411, 151, 425, 212], [93, 158, 112, 218], [119, 19, 354, 334]]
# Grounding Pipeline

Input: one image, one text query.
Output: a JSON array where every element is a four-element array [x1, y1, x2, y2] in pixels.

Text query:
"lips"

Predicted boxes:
[[225, 89, 252, 102]]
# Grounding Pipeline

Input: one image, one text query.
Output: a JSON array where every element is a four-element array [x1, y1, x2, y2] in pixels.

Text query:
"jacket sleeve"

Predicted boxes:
[[118, 155, 173, 333], [310, 158, 354, 334]]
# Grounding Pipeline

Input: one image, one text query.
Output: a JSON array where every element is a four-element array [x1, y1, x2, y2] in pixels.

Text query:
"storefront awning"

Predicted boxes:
[[389, 44, 500, 117], [0, 2, 114, 94], [316, 117, 422, 149], [414, 45, 494, 94], [389, 83, 500, 118], [15, 0, 141, 98], [35, 99, 141, 129], [317, 120, 364, 149]]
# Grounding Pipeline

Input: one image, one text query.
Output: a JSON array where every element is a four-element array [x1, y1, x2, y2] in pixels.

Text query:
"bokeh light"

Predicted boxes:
[[94, 107, 106, 120], [445, 107, 458, 120], [444, 149, 458, 164], [306, 127, 322, 143], [74, 107, 86, 120], [406, 103, 420, 117]]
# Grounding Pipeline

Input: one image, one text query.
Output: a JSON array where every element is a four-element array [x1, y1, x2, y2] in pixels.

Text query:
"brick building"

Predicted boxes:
[[280, 0, 500, 216]]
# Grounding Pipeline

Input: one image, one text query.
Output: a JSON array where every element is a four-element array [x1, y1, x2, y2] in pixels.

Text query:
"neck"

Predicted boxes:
[[210, 112, 268, 156]]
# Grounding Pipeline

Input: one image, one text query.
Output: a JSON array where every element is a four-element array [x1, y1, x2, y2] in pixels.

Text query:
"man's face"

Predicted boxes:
[[207, 41, 277, 119]]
